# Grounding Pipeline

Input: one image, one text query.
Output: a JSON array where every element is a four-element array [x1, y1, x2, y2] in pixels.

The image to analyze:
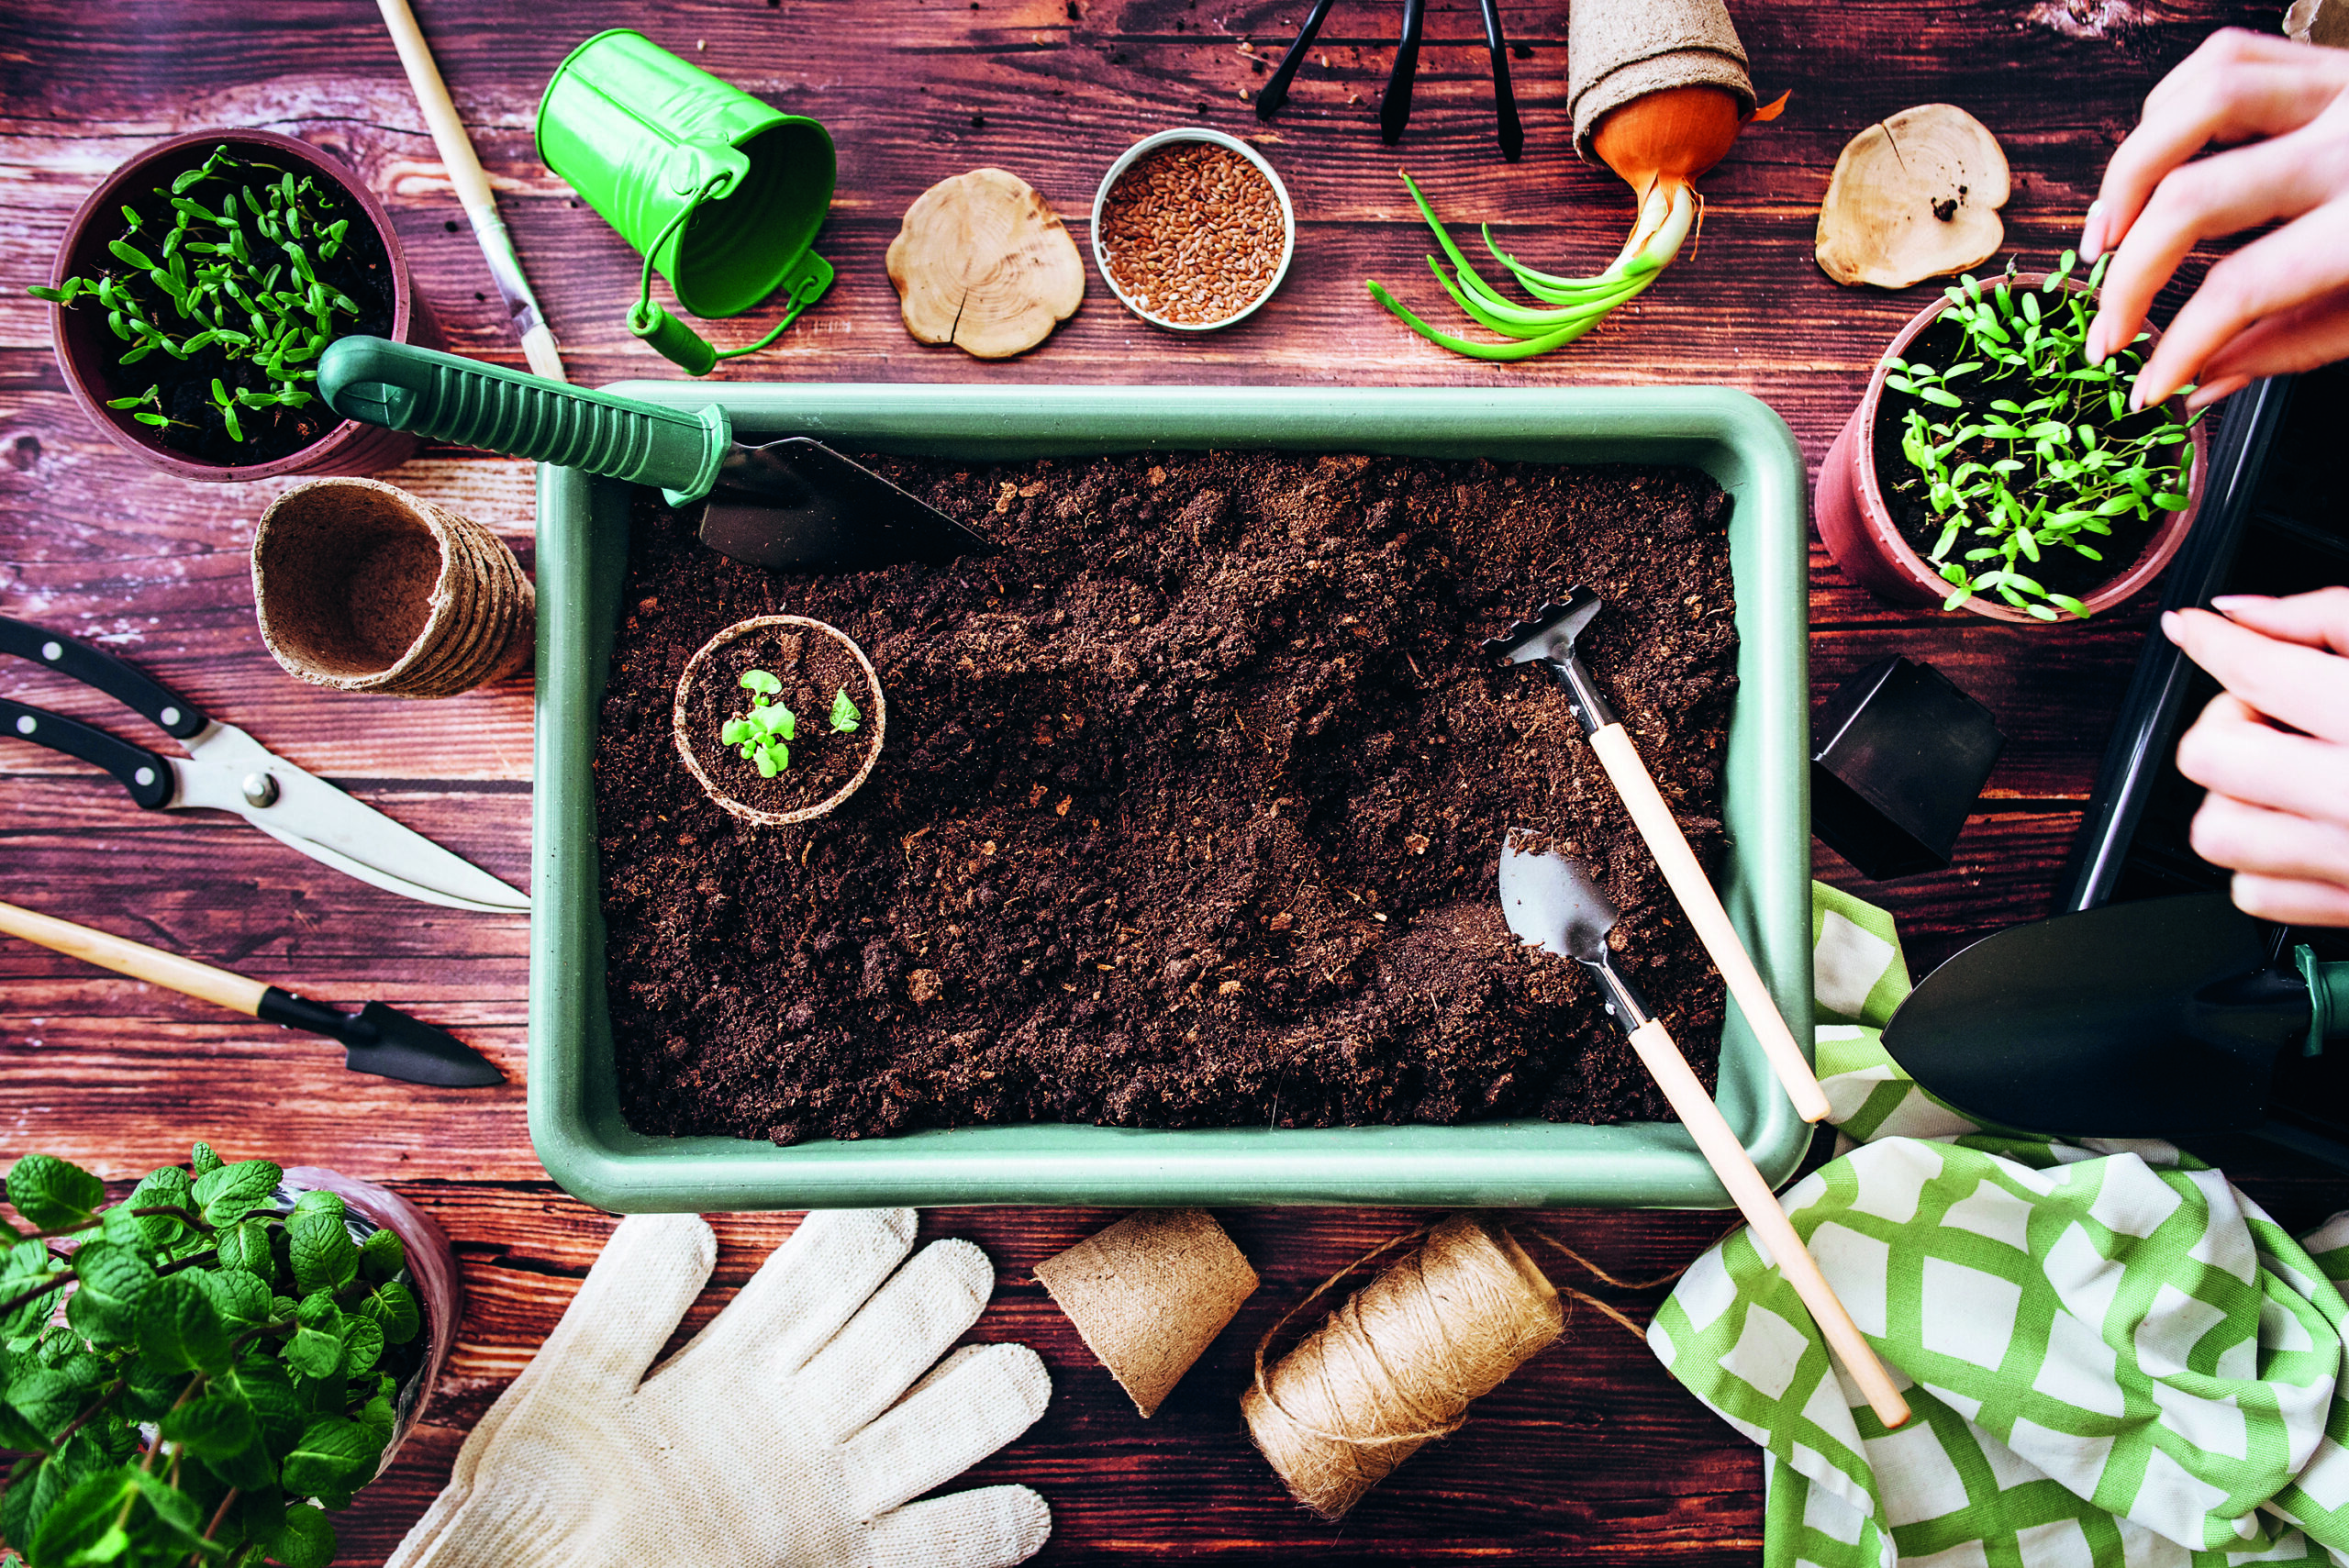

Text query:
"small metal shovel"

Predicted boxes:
[[318, 337, 995, 573], [1490, 589, 1831, 1123], [1498, 832, 1910, 1428]]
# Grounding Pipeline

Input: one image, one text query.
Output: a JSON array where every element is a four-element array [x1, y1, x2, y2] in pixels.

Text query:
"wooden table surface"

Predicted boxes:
[[6, 2, 2345, 1562]]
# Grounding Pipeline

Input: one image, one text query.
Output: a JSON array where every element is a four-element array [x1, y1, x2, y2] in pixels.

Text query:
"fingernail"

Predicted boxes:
[[2080, 199, 2105, 261], [2161, 609, 2186, 643], [2210, 595, 2269, 615]]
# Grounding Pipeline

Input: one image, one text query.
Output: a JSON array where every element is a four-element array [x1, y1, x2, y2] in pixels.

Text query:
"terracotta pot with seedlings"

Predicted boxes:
[[1816, 254, 2208, 624], [37, 129, 436, 482], [673, 615, 885, 827]]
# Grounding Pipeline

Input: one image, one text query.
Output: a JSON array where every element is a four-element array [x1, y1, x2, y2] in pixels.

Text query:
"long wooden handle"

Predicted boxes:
[[0, 899, 265, 1017], [1589, 724, 1832, 1124], [1627, 1018, 1910, 1429], [374, 0, 569, 384]]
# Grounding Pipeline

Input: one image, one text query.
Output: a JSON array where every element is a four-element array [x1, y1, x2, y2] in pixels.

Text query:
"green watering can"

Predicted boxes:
[[538, 28, 835, 374]]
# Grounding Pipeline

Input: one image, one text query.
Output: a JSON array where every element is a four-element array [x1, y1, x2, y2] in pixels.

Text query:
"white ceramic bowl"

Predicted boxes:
[[1090, 128, 1296, 332]]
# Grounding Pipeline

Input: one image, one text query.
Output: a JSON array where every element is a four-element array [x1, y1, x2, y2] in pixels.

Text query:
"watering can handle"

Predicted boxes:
[[2297, 945, 2349, 1058], [318, 336, 729, 506]]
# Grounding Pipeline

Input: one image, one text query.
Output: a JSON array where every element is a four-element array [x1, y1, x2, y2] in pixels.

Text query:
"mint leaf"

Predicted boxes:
[[284, 1316, 341, 1382], [7, 1154, 105, 1232], [279, 1416, 384, 1498], [217, 1356, 302, 1459], [189, 1143, 223, 1179], [257, 1503, 335, 1568], [356, 1228, 405, 1284], [160, 1392, 255, 1457], [351, 1280, 419, 1345], [287, 1195, 356, 1296], [338, 1317, 384, 1377], [214, 1218, 273, 1278], [63, 1241, 154, 1346], [191, 1159, 281, 1227], [123, 1166, 195, 1251], [7, 1365, 96, 1435], [135, 1273, 231, 1374], [195, 1265, 269, 1329]]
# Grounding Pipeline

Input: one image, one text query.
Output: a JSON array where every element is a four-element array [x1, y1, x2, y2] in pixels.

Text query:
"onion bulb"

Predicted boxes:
[[1370, 86, 1783, 361]]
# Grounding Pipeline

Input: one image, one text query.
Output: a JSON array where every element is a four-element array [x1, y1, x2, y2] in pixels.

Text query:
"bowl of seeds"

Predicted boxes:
[[1091, 128, 1294, 332]]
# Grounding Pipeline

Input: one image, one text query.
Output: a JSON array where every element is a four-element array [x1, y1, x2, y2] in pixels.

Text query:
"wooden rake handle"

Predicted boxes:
[[1588, 724, 1833, 1124], [0, 899, 266, 1016], [1626, 1016, 1910, 1429]]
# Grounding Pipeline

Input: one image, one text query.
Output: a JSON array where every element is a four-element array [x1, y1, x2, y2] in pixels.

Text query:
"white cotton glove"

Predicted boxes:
[[386, 1209, 1052, 1568]]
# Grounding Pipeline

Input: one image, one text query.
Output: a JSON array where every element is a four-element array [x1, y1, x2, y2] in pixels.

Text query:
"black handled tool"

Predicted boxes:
[[0, 898, 502, 1087], [1255, 0, 1522, 156]]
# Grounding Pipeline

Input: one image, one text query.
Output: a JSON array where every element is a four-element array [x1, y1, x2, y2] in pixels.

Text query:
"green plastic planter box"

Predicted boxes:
[[529, 384, 1811, 1213]]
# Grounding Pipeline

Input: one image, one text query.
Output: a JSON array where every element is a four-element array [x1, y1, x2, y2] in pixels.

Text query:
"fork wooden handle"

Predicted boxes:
[[1627, 1017, 1909, 1428], [1589, 724, 1833, 1124]]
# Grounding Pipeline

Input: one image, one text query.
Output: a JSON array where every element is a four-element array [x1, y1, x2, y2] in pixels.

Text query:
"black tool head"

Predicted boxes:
[[1485, 587, 1605, 668], [697, 438, 997, 573], [1882, 894, 2305, 1137], [343, 1001, 504, 1088], [1497, 828, 1619, 964]]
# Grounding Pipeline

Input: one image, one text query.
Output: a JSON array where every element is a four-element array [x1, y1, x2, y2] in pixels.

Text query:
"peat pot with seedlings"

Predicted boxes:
[[0, 1146, 460, 1568], [33, 130, 429, 481], [1815, 252, 2209, 624], [672, 615, 885, 828], [1092, 129, 1295, 331]]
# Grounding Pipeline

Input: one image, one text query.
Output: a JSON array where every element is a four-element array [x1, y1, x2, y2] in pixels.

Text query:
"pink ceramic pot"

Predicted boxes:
[[1814, 275, 2208, 624], [47, 129, 438, 483]]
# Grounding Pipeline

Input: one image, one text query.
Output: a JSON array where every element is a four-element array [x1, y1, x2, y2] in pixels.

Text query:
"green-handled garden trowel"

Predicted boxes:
[[1883, 893, 2349, 1140], [317, 336, 995, 573]]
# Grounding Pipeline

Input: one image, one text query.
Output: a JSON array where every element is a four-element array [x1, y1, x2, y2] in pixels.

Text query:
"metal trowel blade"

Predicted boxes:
[[1881, 893, 2308, 1137], [1497, 828, 1619, 964], [696, 438, 998, 572], [342, 1001, 505, 1088]]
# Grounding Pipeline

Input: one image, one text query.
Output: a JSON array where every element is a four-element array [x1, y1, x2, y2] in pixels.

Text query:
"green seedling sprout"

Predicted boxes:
[[1881, 250, 2202, 622], [28, 143, 362, 448], [828, 687, 862, 734], [721, 669, 795, 778]]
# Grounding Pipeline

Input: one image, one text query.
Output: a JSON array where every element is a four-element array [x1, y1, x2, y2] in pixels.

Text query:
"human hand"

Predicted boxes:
[[2079, 29, 2349, 412], [387, 1209, 1052, 1568], [2164, 588, 2349, 926]]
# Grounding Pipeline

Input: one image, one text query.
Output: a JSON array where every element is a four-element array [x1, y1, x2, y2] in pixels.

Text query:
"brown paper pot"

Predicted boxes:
[[1567, 0, 1755, 160], [1036, 1210, 1259, 1418], [253, 477, 534, 698], [673, 616, 886, 828]]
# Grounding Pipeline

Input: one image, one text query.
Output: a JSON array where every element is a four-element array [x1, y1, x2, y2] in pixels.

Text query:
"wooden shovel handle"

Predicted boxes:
[[1626, 1017, 1910, 1429], [1589, 724, 1833, 1124], [0, 899, 265, 1017]]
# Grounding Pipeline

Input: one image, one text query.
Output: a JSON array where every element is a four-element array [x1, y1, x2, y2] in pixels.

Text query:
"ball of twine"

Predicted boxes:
[[1240, 1213, 1565, 1520]]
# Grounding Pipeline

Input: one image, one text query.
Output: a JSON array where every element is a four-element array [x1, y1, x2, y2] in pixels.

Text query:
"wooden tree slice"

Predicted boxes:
[[1816, 105, 2010, 289], [886, 167, 1085, 360]]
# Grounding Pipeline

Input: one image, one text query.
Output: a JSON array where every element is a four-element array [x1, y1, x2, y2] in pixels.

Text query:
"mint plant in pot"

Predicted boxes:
[[0, 1145, 458, 1568], [34, 130, 433, 483], [1815, 251, 2208, 623]]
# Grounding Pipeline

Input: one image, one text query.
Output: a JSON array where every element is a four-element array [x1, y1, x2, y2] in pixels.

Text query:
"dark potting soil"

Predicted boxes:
[[595, 451, 1740, 1144], [678, 620, 879, 818], [1873, 313, 2167, 602], [87, 172, 394, 467]]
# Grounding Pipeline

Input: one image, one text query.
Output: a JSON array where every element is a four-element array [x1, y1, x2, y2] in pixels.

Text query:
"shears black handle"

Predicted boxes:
[[0, 696, 173, 810], [0, 617, 209, 740]]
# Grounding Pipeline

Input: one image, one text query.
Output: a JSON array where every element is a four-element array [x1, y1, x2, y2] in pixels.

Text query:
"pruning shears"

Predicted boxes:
[[0, 617, 527, 914]]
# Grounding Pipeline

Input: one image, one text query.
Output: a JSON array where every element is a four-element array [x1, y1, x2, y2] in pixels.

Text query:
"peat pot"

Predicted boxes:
[[1814, 274, 2208, 624], [46, 129, 436, 483], [531, 384, 1813, 1212], [672, 614, 885, 827], [279, 1166, 462, 1471]]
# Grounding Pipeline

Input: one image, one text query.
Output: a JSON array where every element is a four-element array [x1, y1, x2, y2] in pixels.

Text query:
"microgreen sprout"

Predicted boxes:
[[28, 143, 358, 448], [828, 687, 862, 734], [721, 669, 795, 777], [1882, 250, 2202, 621]]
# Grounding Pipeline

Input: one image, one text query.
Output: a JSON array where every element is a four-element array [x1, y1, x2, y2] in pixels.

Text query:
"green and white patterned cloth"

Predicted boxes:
[[1649, 883, 2349, 1568]]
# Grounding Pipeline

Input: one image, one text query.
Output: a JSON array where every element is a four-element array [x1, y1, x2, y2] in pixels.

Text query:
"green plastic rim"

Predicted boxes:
[[530, 384, 1813, 1212]]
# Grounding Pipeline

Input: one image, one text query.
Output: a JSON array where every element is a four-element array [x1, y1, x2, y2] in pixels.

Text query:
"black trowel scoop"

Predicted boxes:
[[1883, 894, 2349, 1138], [318, 337, 995, 572]]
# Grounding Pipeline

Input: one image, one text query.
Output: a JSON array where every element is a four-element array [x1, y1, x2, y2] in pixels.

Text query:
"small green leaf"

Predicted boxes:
[[287, 1193, 358, 1296], [191, 1158, 280, 1226], [257, 1503, 336, 1568], [357, 1227, 405, 1284], [279, 1415, 386, 1498], [159, 1392, 256, 1458], [136, 1273, 233, 1374], [829, 688, 863, 733], [8, 1154, 106, 1232], [351, 1279, 419, 1345], [64, 1242, 154, 1345], [214, 1218, 273, 1276], [721, 717, 754, 747]]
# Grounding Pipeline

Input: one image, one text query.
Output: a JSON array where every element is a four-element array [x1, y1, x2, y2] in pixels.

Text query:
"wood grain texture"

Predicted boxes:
[[2, 2, 2340, 1564]]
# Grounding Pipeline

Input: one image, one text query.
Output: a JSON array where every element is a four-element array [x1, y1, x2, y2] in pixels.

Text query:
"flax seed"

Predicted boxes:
[[1100, 141, 1285, 327]]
